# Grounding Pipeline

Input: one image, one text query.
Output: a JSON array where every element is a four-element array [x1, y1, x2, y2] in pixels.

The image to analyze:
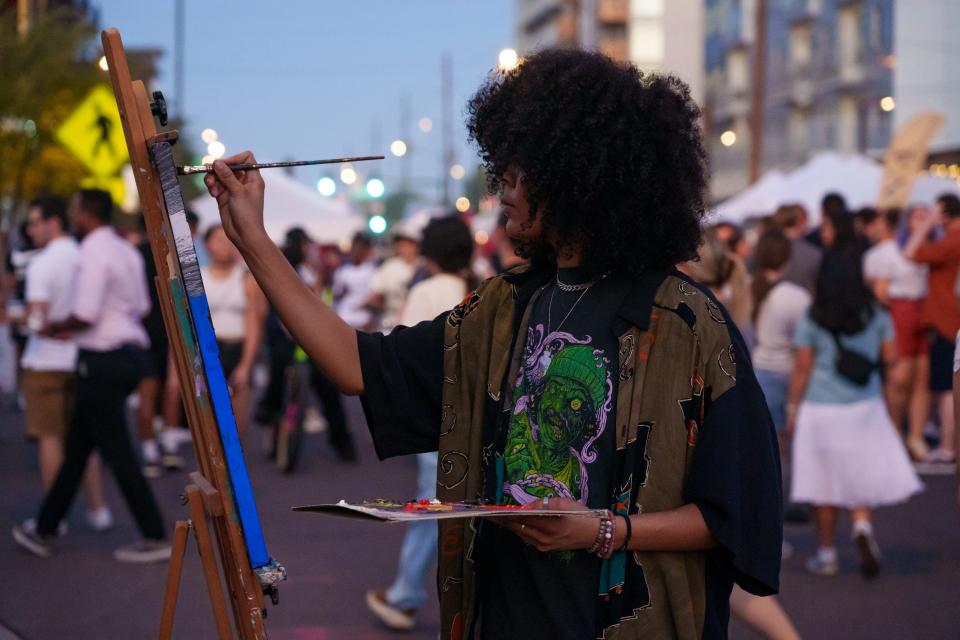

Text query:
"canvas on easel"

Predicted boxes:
[[101, 28, 285, 640]]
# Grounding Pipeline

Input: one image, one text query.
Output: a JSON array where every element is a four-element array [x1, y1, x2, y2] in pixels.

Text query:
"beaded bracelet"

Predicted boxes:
[[598, 513, 616, 559], [586, 512, 606, 554]]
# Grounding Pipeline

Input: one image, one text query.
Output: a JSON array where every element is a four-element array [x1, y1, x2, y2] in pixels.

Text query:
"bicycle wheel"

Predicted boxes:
[[275, 361, 309, 474]]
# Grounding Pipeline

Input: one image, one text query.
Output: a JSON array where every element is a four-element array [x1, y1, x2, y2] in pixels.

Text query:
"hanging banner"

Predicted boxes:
[[876, 111, 944, 210]]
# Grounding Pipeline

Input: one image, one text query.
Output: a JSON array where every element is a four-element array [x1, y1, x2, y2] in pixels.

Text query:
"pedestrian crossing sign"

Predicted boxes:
[[56, 84, 129, 177]]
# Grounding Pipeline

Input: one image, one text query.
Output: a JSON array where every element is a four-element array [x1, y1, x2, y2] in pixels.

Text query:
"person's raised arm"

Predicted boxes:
[[204, 152, 364, 395], [904, 208, 941, 261]]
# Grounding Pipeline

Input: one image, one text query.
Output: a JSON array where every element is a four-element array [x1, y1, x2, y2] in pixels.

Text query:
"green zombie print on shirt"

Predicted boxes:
[[502, 325, 613, 505]]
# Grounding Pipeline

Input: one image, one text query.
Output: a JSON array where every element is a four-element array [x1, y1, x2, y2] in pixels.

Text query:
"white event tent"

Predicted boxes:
[[189, 169, 364, 245], [710, 152, 960, 226]]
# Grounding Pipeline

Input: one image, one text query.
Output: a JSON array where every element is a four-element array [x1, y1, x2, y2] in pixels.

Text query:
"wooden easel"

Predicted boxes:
[[102, 28, 281, 639], [159, 472, 234, 639]]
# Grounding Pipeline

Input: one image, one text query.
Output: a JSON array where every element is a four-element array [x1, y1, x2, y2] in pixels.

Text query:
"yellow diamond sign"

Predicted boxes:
[[56, 84, 129, 177]]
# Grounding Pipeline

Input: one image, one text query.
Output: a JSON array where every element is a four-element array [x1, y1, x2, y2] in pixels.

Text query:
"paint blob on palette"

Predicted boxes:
[[291, 499, 605, 522]]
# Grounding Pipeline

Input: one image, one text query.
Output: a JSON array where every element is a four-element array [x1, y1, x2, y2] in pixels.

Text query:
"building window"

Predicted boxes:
[[727, 48, 749, 95], [838, 2, 864, 69], [631, 0, 664, 18], [630, 22, 665, 64], [789, 23, 813, 72]]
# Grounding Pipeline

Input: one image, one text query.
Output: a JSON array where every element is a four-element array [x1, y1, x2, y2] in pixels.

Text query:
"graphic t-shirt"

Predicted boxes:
[[482, 268, 621, 640]]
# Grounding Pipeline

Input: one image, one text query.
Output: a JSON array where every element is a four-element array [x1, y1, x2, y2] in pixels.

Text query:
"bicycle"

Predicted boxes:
[[273, 345, 310, 474]]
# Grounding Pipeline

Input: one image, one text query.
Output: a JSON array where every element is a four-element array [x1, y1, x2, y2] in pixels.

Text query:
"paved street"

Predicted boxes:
[[1, 390, 958, 639]]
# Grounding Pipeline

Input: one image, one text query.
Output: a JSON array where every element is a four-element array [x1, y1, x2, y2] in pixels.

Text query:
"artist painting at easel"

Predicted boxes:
[[205, 49, 782, 640]]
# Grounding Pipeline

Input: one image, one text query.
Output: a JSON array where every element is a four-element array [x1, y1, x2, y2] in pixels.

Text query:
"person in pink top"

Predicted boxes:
[[12, 190, 170, 564]]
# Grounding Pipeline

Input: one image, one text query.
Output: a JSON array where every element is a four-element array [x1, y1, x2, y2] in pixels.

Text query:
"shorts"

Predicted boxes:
[[755, 368, 790, 430], [141, 327, 169, 380], [888, 299, 926, 358], [216, 340, 244, 381], [929, 332, 955, 393], [21, 369, 76, 439]]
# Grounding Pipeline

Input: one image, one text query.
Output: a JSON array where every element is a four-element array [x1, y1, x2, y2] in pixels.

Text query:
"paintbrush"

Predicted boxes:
[[177, 155, 384, 175]]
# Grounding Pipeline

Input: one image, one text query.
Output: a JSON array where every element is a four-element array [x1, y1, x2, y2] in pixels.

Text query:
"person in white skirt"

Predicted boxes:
[[786, 248, 922, 578]]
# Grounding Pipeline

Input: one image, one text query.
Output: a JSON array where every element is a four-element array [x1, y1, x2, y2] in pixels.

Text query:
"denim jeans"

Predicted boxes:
[[755, 368, 790, 431], [385, 452, 438, 610]]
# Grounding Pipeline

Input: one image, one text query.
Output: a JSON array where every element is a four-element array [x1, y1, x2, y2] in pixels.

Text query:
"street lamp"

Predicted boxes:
[[317, 177, 336, 197], [498, 48, 519, 71], [201, 128, 218, 144], [207, 141, 226, 159], [449, 164, 465, 180], [880, 96, 895, 112], [369, 215, 387, 234], [720, 130, 737, 147], [390, 139, 408, 157], [366, 178, 385, 199], [340, 166, 357, 185], [455, 196, 471, 213]]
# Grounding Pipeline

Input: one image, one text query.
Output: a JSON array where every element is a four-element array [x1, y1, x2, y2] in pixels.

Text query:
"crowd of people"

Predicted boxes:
[[3, 180, 958, 636], [687, 192, 960, 581]]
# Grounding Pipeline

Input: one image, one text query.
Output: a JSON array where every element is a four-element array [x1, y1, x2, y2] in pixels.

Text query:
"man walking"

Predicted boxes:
[[13, 189, 170, 562], [19, 196, 111, 533]]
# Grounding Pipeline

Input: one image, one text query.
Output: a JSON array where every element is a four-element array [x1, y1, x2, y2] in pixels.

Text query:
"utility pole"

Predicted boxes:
[[579, 0, 598, 49], [400, 93, 411, 192], [174, 0, 185, 119], [748, 0, 768, 184], [441, 53, 453, 206]]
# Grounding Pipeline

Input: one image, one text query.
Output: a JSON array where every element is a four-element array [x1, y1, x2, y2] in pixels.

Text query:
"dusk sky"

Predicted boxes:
[[93, 1, 514, 201]]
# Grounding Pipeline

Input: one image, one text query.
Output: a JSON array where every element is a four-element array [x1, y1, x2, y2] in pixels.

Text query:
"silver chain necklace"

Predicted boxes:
[[547, 282, 593, 334], [555, 272, 598, 292]]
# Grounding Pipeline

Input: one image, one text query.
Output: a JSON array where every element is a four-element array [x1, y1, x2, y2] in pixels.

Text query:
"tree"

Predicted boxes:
[[0, 7, 100, 229]]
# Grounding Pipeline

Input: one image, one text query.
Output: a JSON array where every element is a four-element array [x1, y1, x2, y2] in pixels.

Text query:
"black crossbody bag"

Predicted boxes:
[[830, 331, 877, 386]]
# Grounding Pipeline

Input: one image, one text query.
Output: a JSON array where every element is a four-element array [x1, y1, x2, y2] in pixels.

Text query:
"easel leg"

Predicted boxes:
[[158, 521, 191, 640], [186, 485, 234, 640]]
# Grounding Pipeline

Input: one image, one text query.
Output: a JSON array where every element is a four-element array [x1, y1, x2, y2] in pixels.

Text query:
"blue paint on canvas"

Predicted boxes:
[[188, 293, 270, 568]]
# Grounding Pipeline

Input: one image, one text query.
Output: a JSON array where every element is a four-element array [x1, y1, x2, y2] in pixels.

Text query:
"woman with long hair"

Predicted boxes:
[[787, 249, 921, 578], [201, 225, 267, 435], [752, 229, 811, 436]]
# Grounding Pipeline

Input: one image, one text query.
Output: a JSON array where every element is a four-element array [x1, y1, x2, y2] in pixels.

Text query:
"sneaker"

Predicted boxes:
[[366, 589, 416, 631], [23, 517, 68, 537], [12, 522, 54, 558], [926, 447, 957, 464], [113, 539, 172, 563], [160, 429, 188, 470], [85, 507, 114, 532], [804, 555, 838, 577], [162, 427, 193, 449], [854, 530, 881, 579], [142, 440, 163, 478]]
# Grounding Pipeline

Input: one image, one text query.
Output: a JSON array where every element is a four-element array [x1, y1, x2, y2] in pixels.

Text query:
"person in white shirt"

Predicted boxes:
[[201, 225, 266, 435], [368, 224, 421, 332], [19, 196, 111, 533], [333, 233, 377, 331], [863, 207, 930, 461], [13, 190, 169, 564], [367, 215, 475, 631], [752, 229, 813, 434]]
